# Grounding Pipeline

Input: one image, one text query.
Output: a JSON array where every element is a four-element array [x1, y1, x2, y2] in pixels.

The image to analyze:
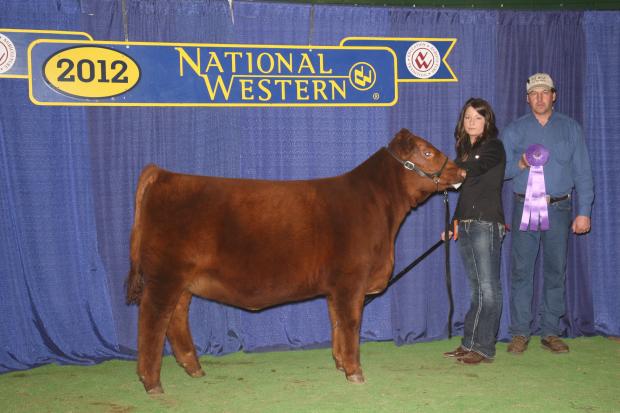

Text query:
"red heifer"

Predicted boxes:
[[126, 129, 464, 394]]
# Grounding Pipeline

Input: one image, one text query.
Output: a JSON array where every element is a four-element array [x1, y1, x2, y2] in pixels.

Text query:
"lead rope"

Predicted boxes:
[[443, 190, 453, 339], [365, 191, 454, 341]]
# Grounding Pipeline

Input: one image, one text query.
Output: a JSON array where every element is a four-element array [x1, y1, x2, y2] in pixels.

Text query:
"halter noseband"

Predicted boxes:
[[385, 146, 449, 188]]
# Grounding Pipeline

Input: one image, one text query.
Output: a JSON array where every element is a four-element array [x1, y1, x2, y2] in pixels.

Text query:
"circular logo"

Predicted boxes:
[[405, 42, 440, 79], [0, 33, 17, 74], [348, 62, 376, 91]]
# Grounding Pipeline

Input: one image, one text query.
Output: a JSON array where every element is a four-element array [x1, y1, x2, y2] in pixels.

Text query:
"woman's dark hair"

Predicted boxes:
[[454, 97, 498, 160]]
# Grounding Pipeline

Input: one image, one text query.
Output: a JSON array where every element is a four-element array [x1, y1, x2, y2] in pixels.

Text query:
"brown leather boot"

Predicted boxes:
[[507, 335, 529, 354], [457, 351, 493, 365], [541, 336, 569, 353], [443, 346, 469, 358]]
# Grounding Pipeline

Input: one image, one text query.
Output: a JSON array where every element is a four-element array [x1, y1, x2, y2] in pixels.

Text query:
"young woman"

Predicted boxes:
[[443, 98, 506, 364]]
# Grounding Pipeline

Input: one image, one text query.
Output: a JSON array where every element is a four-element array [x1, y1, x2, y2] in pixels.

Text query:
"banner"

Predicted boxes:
[[1, 28, 458, 107], [28, 40, 398, 107]]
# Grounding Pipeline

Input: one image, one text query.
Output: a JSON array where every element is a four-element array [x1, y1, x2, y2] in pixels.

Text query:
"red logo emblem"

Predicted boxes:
[[405, 42, 440, 79]]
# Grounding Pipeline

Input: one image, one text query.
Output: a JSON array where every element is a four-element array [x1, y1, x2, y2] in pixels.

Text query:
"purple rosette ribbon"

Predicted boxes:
[[520, 144, 550, 231]]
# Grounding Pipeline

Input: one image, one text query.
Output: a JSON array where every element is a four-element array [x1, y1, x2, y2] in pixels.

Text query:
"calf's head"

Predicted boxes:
[[387, 129, 464, 204]]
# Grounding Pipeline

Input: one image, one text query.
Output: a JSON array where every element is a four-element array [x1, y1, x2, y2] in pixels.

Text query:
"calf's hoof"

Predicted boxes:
[[188, 368, 205, 378], [140, 375, 164, 394], [179, 360, 204, 377], [346, 372, 365, 384], [145, 384, 164, 395]]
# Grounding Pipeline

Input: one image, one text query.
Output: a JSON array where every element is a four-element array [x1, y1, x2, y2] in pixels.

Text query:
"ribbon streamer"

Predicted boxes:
[[520, 144, 550, 231]]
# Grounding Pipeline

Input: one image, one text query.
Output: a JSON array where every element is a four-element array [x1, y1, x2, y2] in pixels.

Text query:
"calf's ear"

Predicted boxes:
[[394, 129, 418, 157]]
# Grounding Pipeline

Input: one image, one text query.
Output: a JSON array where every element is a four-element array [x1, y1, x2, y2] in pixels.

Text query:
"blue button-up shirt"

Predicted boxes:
[[501, 111, 594, 217]]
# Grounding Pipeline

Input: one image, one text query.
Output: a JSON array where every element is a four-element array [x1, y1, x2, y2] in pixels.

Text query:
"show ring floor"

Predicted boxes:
[[1, 336, 618, 413]]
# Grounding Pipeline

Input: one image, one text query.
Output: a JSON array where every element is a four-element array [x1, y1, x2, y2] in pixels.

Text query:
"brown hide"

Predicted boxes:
[[126, 128, 463, 394]]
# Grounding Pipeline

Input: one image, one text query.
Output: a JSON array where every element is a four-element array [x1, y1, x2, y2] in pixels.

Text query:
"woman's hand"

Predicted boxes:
[[440, 231, 453, 241], [440, 221, 459, 241]]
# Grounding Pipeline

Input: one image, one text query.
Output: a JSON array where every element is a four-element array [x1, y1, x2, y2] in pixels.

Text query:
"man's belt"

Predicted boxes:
[[515, 193, 570, 204]]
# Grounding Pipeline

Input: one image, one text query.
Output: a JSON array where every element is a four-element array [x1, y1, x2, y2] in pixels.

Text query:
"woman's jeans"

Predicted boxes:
[[508, 195, 572, 339], [457, 220, 504, 358]]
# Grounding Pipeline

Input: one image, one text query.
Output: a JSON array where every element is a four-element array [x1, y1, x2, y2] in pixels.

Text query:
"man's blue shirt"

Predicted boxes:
[[501, 111, 594, 217]]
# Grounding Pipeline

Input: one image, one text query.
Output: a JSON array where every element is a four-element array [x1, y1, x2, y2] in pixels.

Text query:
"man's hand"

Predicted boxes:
[[518, 153, 530, 170], [572, 215, 591, 234]]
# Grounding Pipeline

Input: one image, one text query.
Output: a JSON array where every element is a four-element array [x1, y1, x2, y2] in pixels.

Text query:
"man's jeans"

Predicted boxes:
[[457, 220, 505, 358], [509, 195, 572, 339]]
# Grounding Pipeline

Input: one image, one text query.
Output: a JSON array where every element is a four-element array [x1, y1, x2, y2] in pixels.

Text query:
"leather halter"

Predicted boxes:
[[385, 146, 449, 188]]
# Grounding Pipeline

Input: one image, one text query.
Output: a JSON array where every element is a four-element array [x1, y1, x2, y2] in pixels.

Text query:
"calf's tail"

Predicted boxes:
[[125, 164, 160, 305]]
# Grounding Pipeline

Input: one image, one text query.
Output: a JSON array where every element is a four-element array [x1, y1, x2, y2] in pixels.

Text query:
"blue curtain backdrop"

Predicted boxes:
[[1, 0, 618, 372]]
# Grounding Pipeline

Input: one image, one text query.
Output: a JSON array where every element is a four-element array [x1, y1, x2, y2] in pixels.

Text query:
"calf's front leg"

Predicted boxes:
[[327, 292, 365, 383]]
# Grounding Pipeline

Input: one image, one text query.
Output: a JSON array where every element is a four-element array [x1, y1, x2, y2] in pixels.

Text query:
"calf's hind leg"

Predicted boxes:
[[166, 290, 204, 378], [137, 284, 182, 394]]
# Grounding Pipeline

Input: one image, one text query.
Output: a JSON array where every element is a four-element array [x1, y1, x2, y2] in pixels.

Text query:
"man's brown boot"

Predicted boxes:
[[507, 335, 529, 354]]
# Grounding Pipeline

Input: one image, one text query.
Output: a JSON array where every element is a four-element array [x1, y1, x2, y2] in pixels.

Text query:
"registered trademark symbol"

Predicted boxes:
[[372, 92, 380, 100]]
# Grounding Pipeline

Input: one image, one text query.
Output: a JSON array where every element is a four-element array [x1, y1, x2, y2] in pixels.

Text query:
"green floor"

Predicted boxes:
[[1, 336, 618, 413]]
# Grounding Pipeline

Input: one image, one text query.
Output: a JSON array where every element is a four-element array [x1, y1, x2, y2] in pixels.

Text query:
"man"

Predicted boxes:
[[502, 73, 594, 354]]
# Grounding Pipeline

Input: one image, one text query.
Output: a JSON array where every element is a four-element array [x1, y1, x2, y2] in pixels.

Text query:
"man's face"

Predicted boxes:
[[527, 87, 556, 117]]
